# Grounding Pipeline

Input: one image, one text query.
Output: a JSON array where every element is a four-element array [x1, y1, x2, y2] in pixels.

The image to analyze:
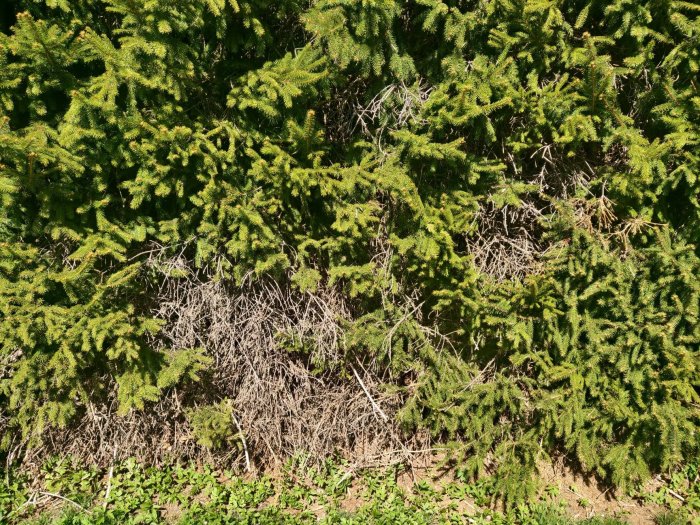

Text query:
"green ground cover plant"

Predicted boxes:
[[2, 458, 695, 525]]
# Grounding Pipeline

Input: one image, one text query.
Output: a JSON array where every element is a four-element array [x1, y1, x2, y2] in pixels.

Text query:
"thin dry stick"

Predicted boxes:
[[382, 301, 424, 359], [103, 443, 117, 509], [38, 491, 86, 511], [352, 366, 389, 422], [231, 412, 251, 473], [8, 493, 38, 519], [667, 489, 686, 503]]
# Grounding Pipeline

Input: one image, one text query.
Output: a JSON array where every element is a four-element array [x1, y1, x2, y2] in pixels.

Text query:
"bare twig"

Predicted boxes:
[[667, 488, 686, 503], [352, 366, 389, 422], [102, 444, 117, 509], [231, 411, 251, 473], [38, 491, 86, 511]]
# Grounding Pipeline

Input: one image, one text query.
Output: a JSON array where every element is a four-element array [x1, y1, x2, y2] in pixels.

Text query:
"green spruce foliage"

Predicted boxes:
[[1, 0, 699, 502]]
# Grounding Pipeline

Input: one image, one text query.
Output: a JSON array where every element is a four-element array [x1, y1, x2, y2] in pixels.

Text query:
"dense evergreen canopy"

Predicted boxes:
[[1, 0, 699, 500]]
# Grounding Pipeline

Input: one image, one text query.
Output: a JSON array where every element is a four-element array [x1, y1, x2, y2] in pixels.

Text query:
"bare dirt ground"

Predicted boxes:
[[387, 456, 664, 524], [537, 462, 663, 525]]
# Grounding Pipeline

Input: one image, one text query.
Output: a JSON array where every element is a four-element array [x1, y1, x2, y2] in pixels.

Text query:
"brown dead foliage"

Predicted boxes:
[[19, 251, 423, 472]]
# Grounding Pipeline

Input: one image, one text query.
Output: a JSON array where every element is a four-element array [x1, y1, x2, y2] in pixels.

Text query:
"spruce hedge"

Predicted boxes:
[[1, 0, 698, 499]]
